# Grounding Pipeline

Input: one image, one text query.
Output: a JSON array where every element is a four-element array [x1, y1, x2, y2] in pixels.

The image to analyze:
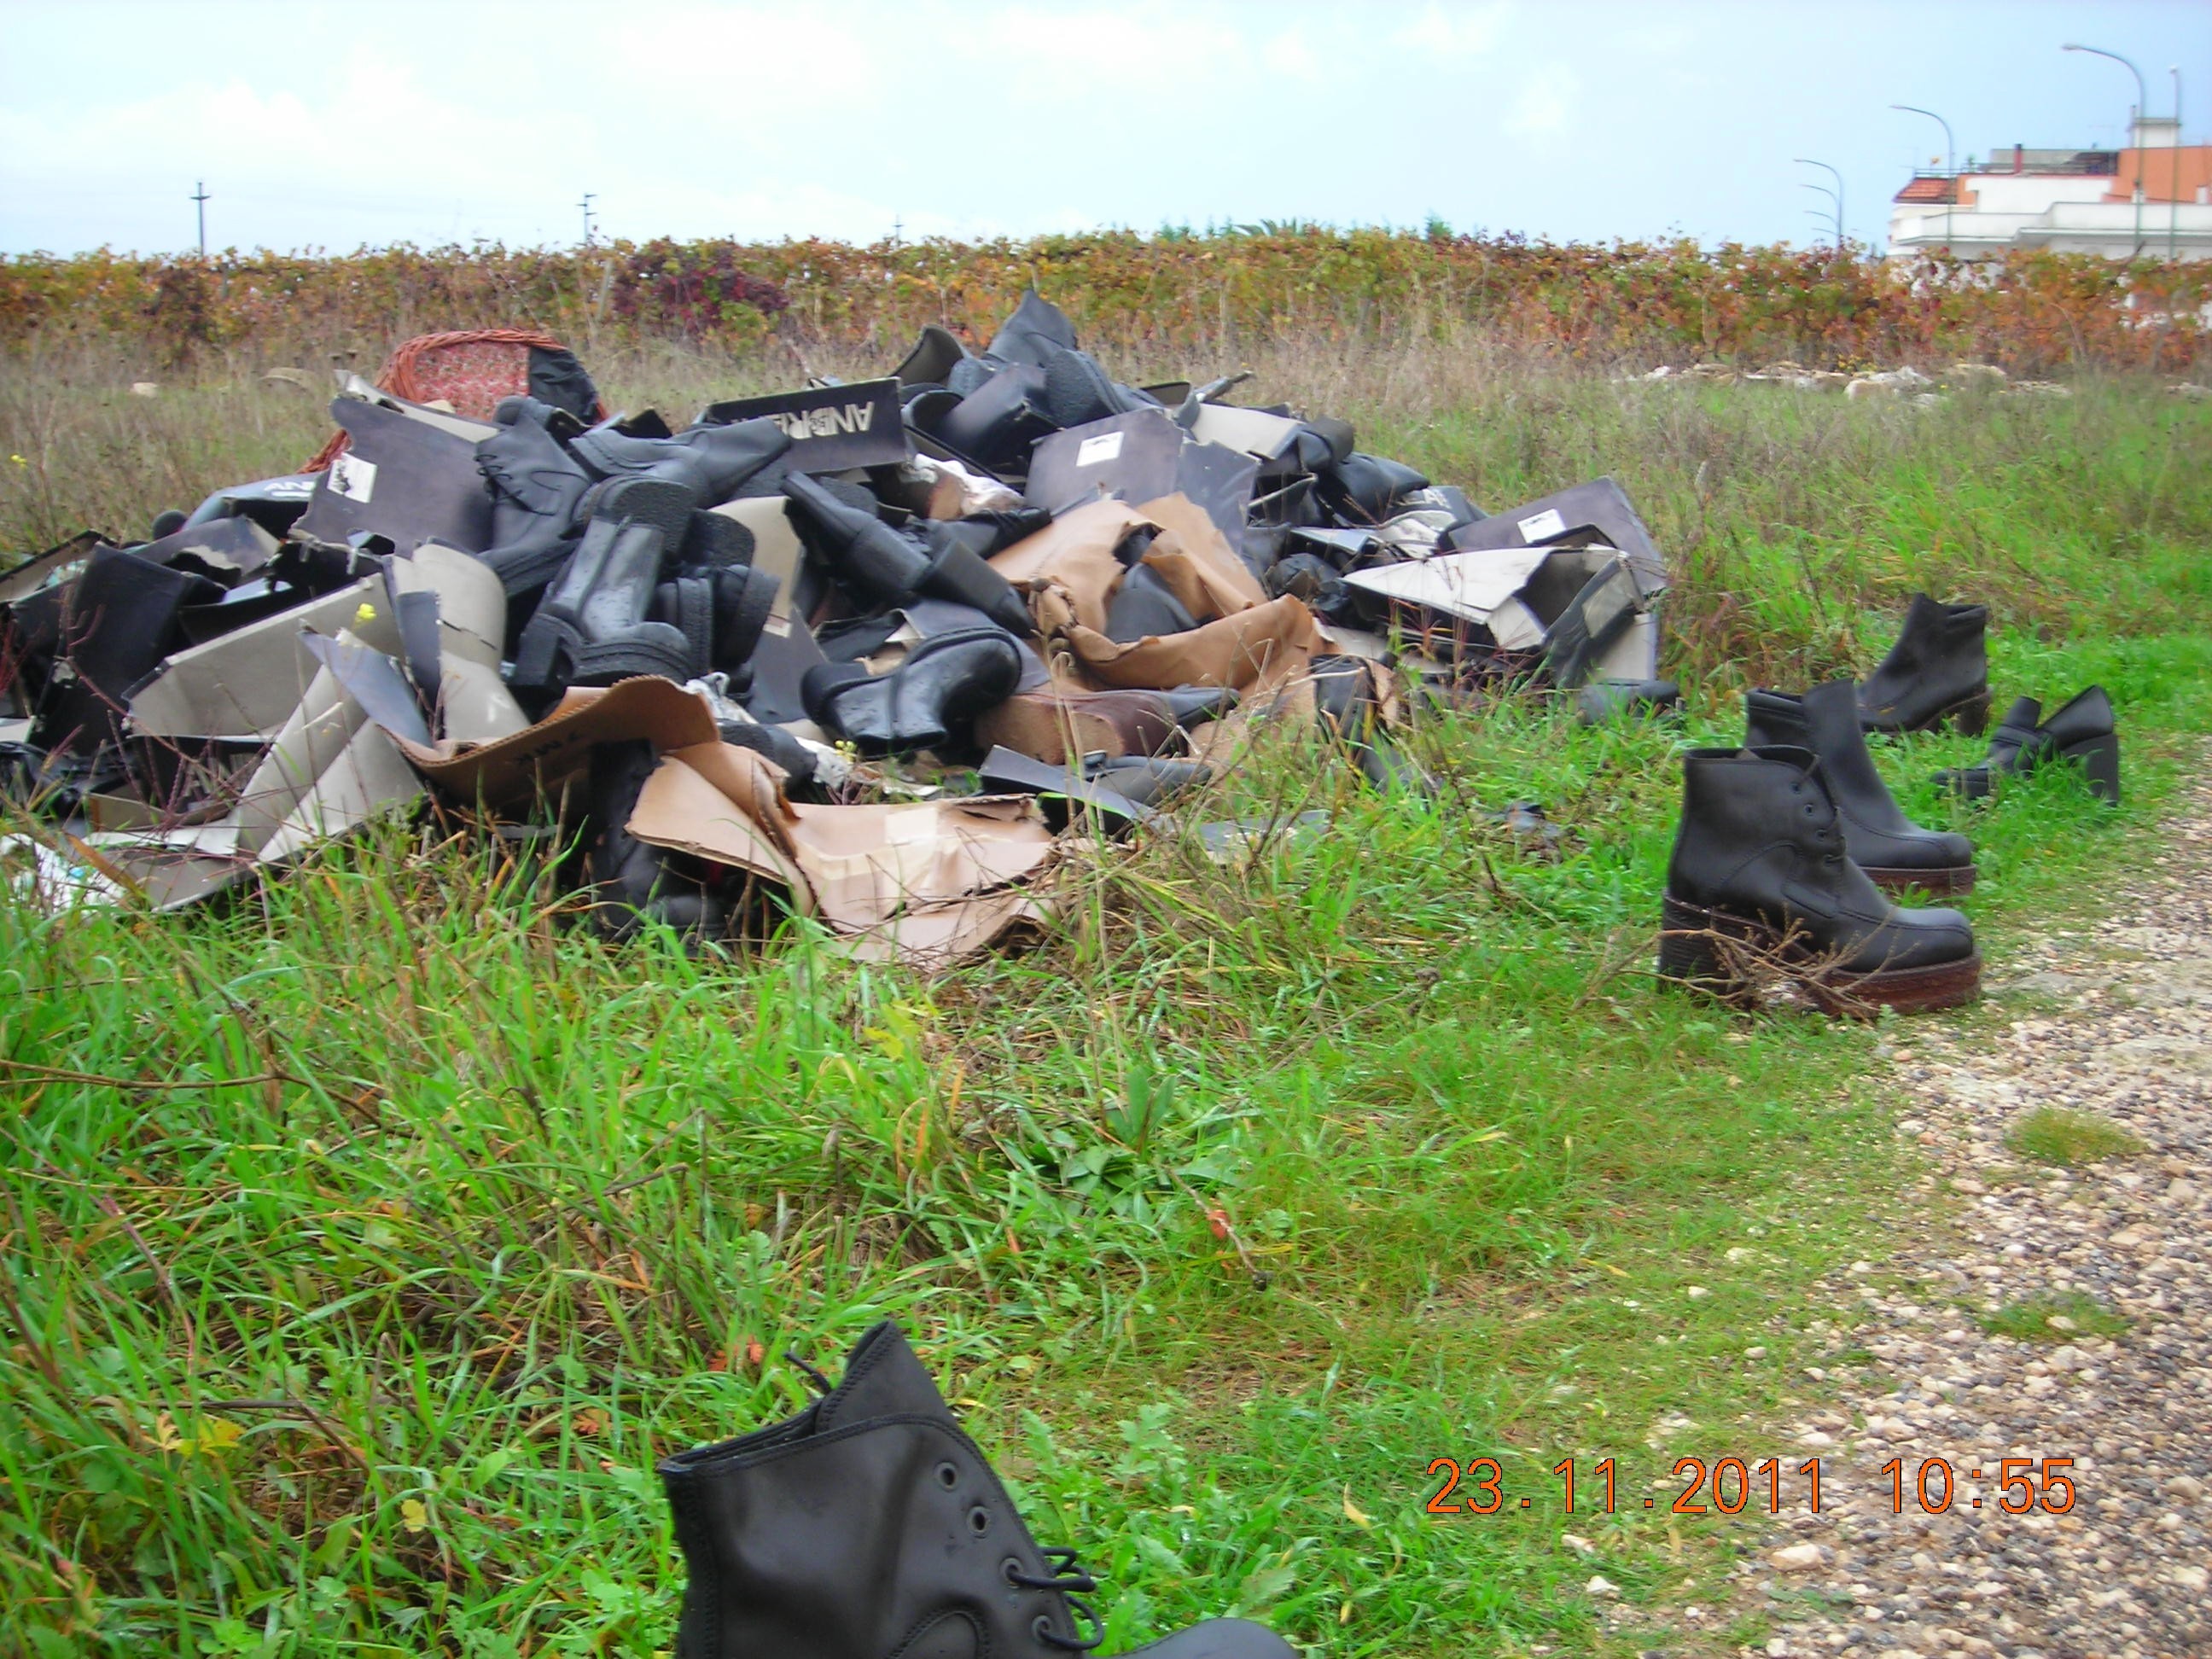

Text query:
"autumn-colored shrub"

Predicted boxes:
[[3, 230, 2206, 375]]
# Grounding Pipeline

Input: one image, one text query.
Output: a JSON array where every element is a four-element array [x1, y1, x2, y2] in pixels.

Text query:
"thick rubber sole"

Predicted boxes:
[[1860, 862, 1976, 899], [1656, 894, 1982, 1017]]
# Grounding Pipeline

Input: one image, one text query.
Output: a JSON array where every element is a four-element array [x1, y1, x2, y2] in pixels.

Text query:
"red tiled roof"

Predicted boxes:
[[1894, 177, 1959, 204]]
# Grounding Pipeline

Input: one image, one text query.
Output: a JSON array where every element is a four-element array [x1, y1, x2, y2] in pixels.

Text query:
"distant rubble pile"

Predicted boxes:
[[1627, 360, 2091, 401]]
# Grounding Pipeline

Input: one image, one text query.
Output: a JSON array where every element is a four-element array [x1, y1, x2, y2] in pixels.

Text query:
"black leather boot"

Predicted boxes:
[[659, 1321, 1295, 1659], [569, 416, 789, 504], [914, 520, 1038, 637], [474, 399, 597, 597], [802, 628, 1022, 757], [511, 480, 699, 692], [1312, 655, 1432, 795], [1855, 593, 1990, 735], [782, 472, 933, 606], [585, 740, 730, 943], [1746, 680, 1976, 895], [1933, 687, 2120, 805], [1658, 745, 1980, 1016]]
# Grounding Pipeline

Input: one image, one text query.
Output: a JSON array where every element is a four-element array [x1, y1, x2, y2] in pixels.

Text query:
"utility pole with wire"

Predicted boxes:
[[579, 192, 597, 247], [191, 181, 210, 257]]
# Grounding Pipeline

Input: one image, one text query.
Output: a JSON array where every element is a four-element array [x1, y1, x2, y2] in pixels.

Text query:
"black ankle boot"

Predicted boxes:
[[802, 628, 1022, 758], [511, 480, 699, 692], [658, 1322, 1296, 1659], [474, 402, 597, 597], [1934, 687, 2120, 805], [1658, 745, 1980, 1016], [1746, 680, 1976, 895], [569, 416, 789, 503], [1855, 593, 1990, 734]]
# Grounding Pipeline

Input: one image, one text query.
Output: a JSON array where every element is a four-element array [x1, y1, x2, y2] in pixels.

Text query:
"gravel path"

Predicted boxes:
[[1729, 777, 2212, 1659]]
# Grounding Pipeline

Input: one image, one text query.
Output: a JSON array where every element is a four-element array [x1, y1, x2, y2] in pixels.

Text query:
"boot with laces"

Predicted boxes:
[[1658, 745, 1980, 1016], [658, 1321, 1296, 1659]]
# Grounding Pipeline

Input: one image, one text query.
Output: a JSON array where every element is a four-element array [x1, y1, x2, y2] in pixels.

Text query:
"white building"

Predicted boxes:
[[1889, 115, 2212, 259]]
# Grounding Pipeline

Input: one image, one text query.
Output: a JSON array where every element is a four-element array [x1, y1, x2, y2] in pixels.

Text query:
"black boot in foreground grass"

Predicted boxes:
[[1855, 592, 1990, 735], [1658, 745, 1981, 1016], [659, 1321, 1296, 1659], [1747, 679, 1976, 896], [1935, 686, 2121, 806]]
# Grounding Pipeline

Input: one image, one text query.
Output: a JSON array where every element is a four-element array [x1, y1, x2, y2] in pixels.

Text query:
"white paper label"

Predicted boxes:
[[1516, 507, 1566, 543], [1074, 432, 1125, 467], [329, 452, 377, 504]]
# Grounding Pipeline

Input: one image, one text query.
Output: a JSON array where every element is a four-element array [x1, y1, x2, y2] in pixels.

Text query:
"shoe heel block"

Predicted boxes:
[[2060, 732, 2122, 804], [1656, 895, 1759, 994]]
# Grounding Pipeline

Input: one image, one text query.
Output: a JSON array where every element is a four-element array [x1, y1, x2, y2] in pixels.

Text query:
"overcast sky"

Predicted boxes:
[[3, 0, 2206, 257]]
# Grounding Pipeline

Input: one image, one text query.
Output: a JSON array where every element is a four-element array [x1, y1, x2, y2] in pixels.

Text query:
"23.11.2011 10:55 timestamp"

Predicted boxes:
[[1424, 1456, 2081, 1516]]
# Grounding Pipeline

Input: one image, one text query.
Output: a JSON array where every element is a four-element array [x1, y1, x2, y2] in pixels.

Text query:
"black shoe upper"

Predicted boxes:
[[570, 416, 790, 503], [1746, 680, 1973, 876], [1933, 685, 2118, 799], [1855, 592, 1988, 731], [1667, 745, 1975, 975], [658, 1322, 1295, 1659]]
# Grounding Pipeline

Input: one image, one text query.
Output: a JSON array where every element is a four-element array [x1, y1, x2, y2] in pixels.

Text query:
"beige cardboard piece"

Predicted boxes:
[[623, 739, 1058, 967], [988, 498, 1151, 637], [707, 496, 805, 616], [127, 576, 399, 739], [626, 743, 809, 894], [1188, 403, 1302, 463], [393, 541, 508, 666], [830, 888, 1056, 969], [1134, 493, 1266, 617], [1057, 593, 1321, 692], [393, 676, 719, 812]]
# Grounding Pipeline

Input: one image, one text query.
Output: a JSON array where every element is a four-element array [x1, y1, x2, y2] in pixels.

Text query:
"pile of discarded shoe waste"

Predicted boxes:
[[0, 292, 1674, 966], [0, 295, 2117, 993]]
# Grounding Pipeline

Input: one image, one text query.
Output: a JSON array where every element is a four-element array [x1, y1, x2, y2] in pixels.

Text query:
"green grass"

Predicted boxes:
[[1980, 1293, 2133, 1343], [2002, 1108, 2149, 1167], [3, 347, 2209, 1657]]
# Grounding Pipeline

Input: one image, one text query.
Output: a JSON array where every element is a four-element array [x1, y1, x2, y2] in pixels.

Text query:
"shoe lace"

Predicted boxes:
[[1009, 1546, 1104, 1651]]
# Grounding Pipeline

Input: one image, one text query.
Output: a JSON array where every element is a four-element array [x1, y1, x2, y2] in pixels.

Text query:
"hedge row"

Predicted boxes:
[[4, 230, 2206, 374]]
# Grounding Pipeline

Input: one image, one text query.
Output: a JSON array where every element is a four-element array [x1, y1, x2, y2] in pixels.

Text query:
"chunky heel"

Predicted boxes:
[[1657, 898, 1754, 1004], [2063, 733, 2122, 806], [1949, 689, 1991, 736]]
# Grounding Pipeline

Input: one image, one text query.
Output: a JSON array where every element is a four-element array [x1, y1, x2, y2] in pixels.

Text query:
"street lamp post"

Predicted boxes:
[[1794, 159, 1846, 251], [1891, 104, 1956, 253], [2064, 42, 2149, 258], [2172, 68, 2184, 262]]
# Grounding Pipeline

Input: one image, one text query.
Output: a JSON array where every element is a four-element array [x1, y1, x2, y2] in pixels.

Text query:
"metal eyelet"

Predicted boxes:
[[1002, 1556, 1025, 1586], [1032, 1615, 1054, 1641], [968, 1505, 992, 1535], [935, 1461, 959, 1488]]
